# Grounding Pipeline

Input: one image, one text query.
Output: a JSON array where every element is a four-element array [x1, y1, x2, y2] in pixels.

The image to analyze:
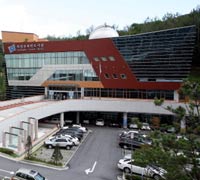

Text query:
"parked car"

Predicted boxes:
[[67, 127, 85, 133], [64, 119, 73, 124], [128, 123, 138, 129], [44, 137, 74, 150], [50, 134, 80, 146], [72, 124, 88, 133], [11, 168, 47, 180], [55, 130, 82, 141], [109, 120, 121, 128], [141, 123, 151, 130], [96, 119, 105, 126], [56, 127, 84, 139], [83, 119, 90, 124], [166, 126, 176, 133], [117, 159, 167, 180], [119, 135, 152, 149], [119, 130, 140, 139]]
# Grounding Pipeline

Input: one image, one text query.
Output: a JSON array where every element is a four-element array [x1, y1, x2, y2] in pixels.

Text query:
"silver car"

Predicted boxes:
[[44, 137, 74, 150], [11, 168, 47, 180]]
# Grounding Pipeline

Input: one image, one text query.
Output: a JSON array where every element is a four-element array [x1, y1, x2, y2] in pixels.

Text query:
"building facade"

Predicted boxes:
[[1, 31, 47, 43], [2, 25, 197, 101]]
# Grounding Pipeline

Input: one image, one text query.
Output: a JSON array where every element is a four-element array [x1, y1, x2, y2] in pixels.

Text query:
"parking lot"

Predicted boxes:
[[0, 126, 124, 180], [66, 126, 123, 180]]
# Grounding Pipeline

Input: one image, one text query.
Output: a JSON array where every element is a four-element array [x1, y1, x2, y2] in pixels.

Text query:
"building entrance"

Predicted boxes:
[[47, 85, 81, 100]]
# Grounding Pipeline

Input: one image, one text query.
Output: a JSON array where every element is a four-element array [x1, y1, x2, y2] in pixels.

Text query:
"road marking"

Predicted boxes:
[[85, 161, 97, 175], [0, 169, 14, 175]]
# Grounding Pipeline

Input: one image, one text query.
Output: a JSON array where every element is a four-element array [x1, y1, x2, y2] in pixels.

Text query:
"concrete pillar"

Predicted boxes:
[[45, 87, 48, 99], [2, 132, 6, 147], [123, 112, 128, 129], [35, 119, 38, 140], [17, 135, 23, 153], [76, 112, 80, 124], [9, 126, 12, 145], [60, 112, 64, 128], [29, 123, 34, 140], [174, 90, 179, 102], [29, 117, 38, 140], [23, 130, 27, 143], [81, 87, 84, 99]]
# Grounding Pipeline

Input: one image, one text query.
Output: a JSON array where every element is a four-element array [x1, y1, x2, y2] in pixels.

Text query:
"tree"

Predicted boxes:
[[25, 135, 32, 159], [180, 79, 200, 120], [132, 80, 200, 180], [51, 144, 63, 165], [134, 133, 200, 180]]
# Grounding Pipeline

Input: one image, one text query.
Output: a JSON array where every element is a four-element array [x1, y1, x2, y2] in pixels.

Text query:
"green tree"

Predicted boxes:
[[25, 135, 32, 159], [180, 79, 200, 119], [133, 80, 200, 179], [51, 144, 63, 165], [134, 133, 200, 180]]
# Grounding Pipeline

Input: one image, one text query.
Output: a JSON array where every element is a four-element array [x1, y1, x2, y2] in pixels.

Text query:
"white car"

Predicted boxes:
[[72, 124, 88, 133], [141, 123, 151, 130], [51, 134, 80, 146], [117, 159, 167, 180], [96, 119, 104, 126], [129, 123, 138, 129], [11, 168, 48, 180], [119, 130, 139, 138]]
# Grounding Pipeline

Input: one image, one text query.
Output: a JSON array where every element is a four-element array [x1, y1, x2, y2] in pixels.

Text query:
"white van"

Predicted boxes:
[[96, 119, 104, 126]]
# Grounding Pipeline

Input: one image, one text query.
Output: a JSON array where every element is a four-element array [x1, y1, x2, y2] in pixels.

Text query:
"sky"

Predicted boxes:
[[0, 0, 199, 38]]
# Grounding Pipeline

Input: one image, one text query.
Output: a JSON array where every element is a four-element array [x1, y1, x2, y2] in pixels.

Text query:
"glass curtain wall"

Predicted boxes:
[[5, 51, 92, 81], [113, 26, 196, 82], [84, 88, 174, 100]]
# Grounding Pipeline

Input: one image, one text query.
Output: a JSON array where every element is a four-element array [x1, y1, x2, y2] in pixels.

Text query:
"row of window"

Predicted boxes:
[[5, 51, 90, 68], [104, 73, 127, 79], [84, 88, 174, 100], [48, 69, 99, 81], [93, 56, 115, 62]]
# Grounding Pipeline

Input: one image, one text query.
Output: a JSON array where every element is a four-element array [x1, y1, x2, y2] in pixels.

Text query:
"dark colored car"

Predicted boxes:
[[55, 128, 83, 140], [119, 136, 152, 149], [109, 121, 121, 128]]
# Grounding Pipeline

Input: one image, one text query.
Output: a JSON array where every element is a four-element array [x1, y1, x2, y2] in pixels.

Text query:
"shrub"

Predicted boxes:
[[0, 147, 15, 155], [154, 97, 164, 106]]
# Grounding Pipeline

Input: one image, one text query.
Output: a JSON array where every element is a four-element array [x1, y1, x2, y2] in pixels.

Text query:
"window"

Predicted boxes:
[[93, 57, 99, 61], [112, 74, 118, 79], [101, 57, 107, 61], [108, 56, 115, 61], [120, 74, 127, 79], [56, 139, 66, 142], [34, 173, 45, 180], [104, 73, 110, 79], [27, 175, 35, 180]]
